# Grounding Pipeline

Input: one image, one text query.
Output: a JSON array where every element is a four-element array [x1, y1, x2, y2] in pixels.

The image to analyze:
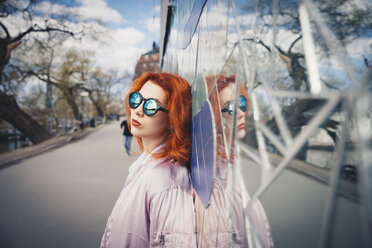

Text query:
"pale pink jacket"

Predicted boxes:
[[100, 145, 196, 248]]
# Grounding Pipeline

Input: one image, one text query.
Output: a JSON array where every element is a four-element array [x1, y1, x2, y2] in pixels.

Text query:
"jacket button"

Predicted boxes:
[[232, 232, 237, 242], [159, 234, 165, 245]]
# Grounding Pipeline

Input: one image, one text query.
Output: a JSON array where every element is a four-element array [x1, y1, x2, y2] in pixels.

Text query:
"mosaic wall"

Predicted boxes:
[[161, 0, 372, 247]]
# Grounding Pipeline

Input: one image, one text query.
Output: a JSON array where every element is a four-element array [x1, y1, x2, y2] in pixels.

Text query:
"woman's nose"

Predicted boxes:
[[237, 107, 245, 119], [133, 103, 144, 117]]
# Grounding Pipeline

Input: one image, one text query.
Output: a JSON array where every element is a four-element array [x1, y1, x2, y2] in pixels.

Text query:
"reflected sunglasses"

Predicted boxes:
[[221, 95, 248, 116], [128, 91, 168, 117]]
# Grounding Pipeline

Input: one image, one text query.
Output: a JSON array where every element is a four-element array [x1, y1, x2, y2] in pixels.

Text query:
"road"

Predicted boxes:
[[0, 120, 138, 248], [241, 152, 362, 248], [0, 119, 363, 248]]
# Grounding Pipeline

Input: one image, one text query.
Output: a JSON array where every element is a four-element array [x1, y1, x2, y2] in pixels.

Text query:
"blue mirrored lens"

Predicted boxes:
[[223, 95, 248, 115], [143, 99, 159, 116], [239, 95, 247, 112], [129, 92, 142, 108]]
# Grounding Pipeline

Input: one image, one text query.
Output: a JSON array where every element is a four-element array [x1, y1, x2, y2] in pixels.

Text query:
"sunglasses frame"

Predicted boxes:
[[221, 95, 248, 116], [128, 91, 168, 117]]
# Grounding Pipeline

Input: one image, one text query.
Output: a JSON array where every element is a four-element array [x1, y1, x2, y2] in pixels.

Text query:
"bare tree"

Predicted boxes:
[[0, 0, 76, 143], [23, 48, 127, 125], [82, 68, 130, 118], [239, 0, 371, 150]]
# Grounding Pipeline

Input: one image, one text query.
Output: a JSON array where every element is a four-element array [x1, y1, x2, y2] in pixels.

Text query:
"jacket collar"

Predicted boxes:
[[128, 143, 166, 174]]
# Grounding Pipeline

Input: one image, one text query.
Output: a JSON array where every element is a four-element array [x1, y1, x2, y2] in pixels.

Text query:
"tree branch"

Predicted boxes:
[[275, 44, 286, 55], [242, 38, 271, 53], [288, 35, 302, 53], [13, 24, 74, 43], [29, 71, 59, 88], [0, 21, 11, 40], [8, 64, 60, 88], [5, 41, 21, 61]]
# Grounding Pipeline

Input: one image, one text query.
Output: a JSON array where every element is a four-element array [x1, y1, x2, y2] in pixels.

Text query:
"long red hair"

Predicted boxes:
[[125, 72, 192, 166]]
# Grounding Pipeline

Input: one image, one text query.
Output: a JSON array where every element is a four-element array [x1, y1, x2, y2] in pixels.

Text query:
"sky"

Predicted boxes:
[[0, 0, 162, 100], [27, 0, 162, 76], [104, 0, 161, 50], [7, 0, 370, 89], [77, 0, 161, 74], [86, 0, 161, 74]]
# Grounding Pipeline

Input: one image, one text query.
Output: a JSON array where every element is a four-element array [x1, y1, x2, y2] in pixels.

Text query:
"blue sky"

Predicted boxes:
[[105, 0, 161, 50], [15, 0, 162, 74]]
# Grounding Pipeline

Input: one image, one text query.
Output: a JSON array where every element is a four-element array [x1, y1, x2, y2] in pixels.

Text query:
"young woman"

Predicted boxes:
[[100, 72, 196, 247]]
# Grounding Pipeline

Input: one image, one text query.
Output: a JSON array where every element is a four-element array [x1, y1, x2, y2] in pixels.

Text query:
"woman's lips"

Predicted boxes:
[[238, 123, 245, 129], [132, 119, 141, 127]]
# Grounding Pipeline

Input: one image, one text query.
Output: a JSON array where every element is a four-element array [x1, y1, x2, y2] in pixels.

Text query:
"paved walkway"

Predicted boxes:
[[0, 120, 362, 248], [0, 128, 96, 169], [0, 119, 139, 248]]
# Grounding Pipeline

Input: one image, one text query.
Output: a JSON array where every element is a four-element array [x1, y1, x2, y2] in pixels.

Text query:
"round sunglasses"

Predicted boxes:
[[221, 95, 248, 116], [128, 91, 168, 116]]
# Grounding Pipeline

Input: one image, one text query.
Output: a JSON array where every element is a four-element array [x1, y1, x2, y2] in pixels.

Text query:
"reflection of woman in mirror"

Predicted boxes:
[[207, 75, 250, 177], [194, 75, 273, 247], [214, 75, 249, 157], [100, 72, 195, 247], [219, 78, 248, 139]]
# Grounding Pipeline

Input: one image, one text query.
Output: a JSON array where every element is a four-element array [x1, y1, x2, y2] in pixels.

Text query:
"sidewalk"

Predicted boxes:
[[0, 120, 135, 248], [0, 127, 99, 169]]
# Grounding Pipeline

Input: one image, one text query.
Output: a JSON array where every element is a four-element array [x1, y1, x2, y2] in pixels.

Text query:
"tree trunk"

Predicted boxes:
[[63, 88, 80, 121], [88, 93, 104, 117], [0, 91, 51, 144]]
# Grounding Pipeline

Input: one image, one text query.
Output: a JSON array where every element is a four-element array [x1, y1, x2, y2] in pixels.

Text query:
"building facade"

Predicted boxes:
[[133, 42, 160, 80]]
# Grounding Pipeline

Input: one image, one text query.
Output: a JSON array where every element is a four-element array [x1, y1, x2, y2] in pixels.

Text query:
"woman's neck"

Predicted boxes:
[[142, 135, 167, 154]]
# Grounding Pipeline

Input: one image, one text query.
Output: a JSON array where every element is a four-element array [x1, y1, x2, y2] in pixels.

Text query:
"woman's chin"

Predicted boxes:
[[237, 130, 245, 139], [130, 129, 140, 137]]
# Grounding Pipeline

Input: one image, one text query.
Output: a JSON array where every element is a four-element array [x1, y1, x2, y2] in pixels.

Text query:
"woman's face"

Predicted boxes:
[[130, 80, 169, 141], [219, 83, 246, 139]]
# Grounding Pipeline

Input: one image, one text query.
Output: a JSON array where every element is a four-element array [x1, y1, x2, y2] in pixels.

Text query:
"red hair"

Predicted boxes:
[[125, 72, 192, 166]]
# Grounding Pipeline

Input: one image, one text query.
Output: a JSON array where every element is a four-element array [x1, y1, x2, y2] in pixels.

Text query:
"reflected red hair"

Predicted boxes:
[[125, 72, 192, 166]]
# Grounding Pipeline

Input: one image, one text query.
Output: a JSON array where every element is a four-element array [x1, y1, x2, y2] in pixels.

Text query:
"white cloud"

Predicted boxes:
[[62, 24, 146, 73], [3, 11, 146, 75], [77, 0, 124, 24], [34, 0, 125, 24], [145, 17, 160, 33], [204, 2, 230, 27], [145, 4, 161, 34], [110, 28, 145, 46], [345, 37, 372, 59], [34, 1, 71, 17], [29, 1, 146, 73], [12, 0, 30, 10], [153, 5, 161, 13]]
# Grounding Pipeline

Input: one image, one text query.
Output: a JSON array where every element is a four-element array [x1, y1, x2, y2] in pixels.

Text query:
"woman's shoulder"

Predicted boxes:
[[143, 158, 191, 192]]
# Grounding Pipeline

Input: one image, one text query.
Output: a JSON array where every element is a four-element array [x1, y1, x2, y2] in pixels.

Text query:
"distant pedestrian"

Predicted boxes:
[[120, 119, 132, 156]]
